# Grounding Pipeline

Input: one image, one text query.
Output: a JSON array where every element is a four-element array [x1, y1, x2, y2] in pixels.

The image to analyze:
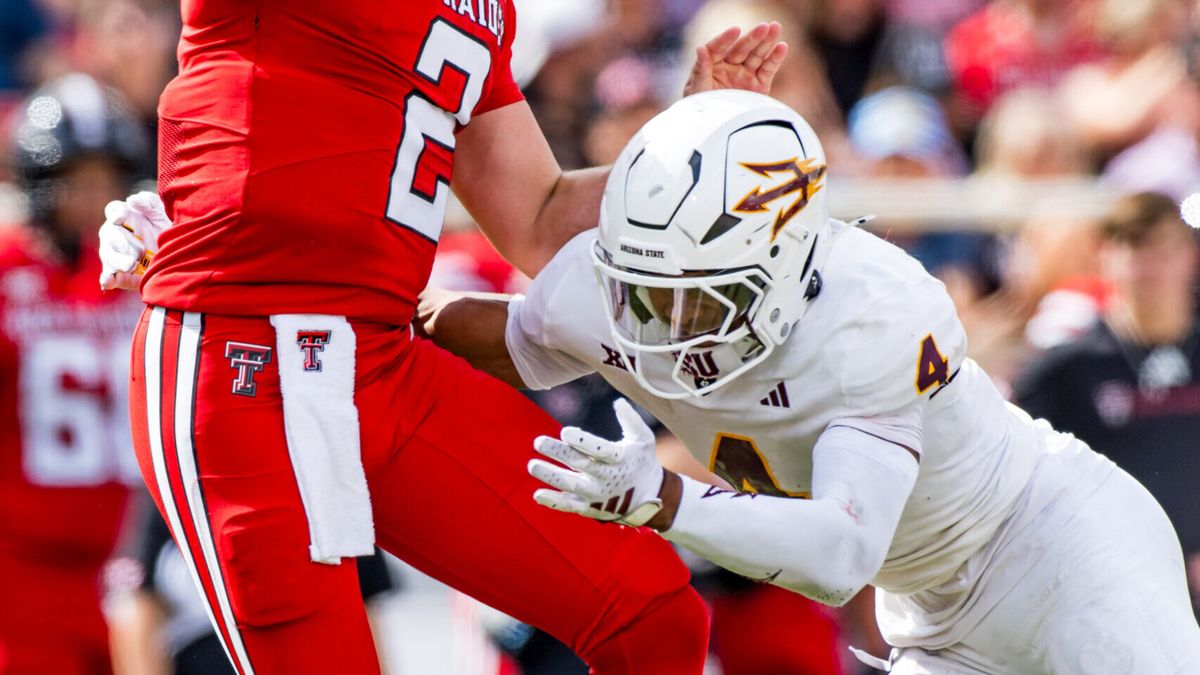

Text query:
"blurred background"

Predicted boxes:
[[4, 0, 1200, 673]]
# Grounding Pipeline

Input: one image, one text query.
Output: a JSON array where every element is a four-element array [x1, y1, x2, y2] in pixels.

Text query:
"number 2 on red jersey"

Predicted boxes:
[[387, 18, 493, 243]]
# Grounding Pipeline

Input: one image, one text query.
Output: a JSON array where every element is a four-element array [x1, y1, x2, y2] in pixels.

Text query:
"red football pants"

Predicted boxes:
[[709, 583, 842, 675], [128, 307, 706, 675]]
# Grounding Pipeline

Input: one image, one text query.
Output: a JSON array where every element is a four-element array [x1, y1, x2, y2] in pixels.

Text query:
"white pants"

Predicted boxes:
[[886, 462, 1200, 674]]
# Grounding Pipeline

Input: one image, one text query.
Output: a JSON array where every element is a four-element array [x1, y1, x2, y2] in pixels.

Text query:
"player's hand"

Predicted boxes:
[[684, 22, 788, 98], [98, 192, 173, 291], [529, 398, 665, 527]]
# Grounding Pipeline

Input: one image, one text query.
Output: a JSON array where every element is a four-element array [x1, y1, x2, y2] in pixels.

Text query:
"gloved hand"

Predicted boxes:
[[98, 191, 173, 291], [528, 398, 665, 527]]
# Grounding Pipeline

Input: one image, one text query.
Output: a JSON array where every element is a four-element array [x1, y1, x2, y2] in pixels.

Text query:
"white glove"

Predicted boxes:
[[98, 191, 173, 291], [528, 398, 665, 527]]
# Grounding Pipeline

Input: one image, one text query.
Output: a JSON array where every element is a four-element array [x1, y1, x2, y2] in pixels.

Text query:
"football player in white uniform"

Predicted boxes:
[[100, 90, 1200, 673], [417, 90, 1200, 674]]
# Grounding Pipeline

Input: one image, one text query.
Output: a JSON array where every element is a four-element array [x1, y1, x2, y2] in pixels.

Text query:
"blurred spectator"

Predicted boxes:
[[524, 0, 682, 168], [871, 0, 984, 96], [74, 0, 180, 127], [964, 88, 1102, 384], [848, 86, 966, 177], [1102, 123, 1200, 203], [0, 0, 47, 95], [582, 57, 666, 166], [974, 87, 1090, 178], [847, 86, 991, 310], [1059, 0, 1195, 161], [1014, 191, 1200, 617], [684, 0, 851, 166], [0, 72, 149, 674], [809, 0, 887, 117], [944, 0, 1103, 133], [510, 0, 606, 88]]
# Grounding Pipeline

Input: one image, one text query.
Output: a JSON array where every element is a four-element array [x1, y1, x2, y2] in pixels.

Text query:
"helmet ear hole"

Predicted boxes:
[[769, 245, 780, 258]]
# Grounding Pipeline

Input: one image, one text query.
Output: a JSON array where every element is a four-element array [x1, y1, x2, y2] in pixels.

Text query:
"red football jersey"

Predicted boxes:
[[144, 0, 523, 324], [0, 230, 139, 565]]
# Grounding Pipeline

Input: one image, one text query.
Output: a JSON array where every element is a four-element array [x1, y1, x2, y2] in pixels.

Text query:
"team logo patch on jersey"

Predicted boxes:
[[733, 158, 826, 241], [225, 341, 272, 397], [759, 382, 791, 408], [601, 343, 635, 371], [296, 330, 332, 372], [675, 350, 719, 389]]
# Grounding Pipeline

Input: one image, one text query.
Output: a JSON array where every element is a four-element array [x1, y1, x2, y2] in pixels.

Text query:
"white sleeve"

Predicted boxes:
[[835, 277, 966, 422], [505, 294, 595, 390], [660, 425, 918, 606], [827, 401, 924, 459]]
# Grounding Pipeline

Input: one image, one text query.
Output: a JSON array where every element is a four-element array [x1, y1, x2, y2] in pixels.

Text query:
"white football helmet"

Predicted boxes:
[[594, 89, 831, 399]]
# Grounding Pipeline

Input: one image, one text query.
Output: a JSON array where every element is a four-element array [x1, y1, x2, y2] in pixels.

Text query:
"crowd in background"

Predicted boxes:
[[3, 0, 1200, 674]]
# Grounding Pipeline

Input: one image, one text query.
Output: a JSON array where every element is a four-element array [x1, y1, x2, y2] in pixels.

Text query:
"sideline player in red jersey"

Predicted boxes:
[[1, 74, 149, 675], [99, 2, 788, 673]]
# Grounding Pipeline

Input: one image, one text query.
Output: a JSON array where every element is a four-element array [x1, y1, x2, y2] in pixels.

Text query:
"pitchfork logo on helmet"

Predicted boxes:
[[733, 159, 826, 241], [593, 89, 831, 399]]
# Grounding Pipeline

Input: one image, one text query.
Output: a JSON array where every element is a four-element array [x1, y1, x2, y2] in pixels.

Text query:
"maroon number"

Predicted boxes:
[[708, 433, 809, 498], [915, 334, 949, 394]]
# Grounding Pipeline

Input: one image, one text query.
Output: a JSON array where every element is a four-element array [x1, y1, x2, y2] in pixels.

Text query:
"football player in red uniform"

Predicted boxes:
[[1, 74, 149, 675], [99, 2, 787, 673]]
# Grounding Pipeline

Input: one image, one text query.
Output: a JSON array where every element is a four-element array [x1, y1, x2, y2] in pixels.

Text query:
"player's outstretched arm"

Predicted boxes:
[[453, 23, 787, 278], [416, 288, 525, 388], [531, 417, 919, 607]]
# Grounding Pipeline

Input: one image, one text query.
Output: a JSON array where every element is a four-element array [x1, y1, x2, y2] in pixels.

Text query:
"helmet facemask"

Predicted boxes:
[[592, 241, 777, 399]]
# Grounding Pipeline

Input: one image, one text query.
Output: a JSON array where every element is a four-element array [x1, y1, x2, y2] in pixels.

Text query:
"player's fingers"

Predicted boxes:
[[129, 191, 172, 232], [704, 26, 741, 60], [686, 46, 712, 94], [533, 488, 593, 516], [101, 270, 142, 292], [528, 459, 602, 499], [613, 398, 654, 445], [758, 41, 787, 90], [98, 224, 143, 272], [725, 22, 768, 65], [128, 190, 164, 212], [758, 41, 787, 74], [533, 435, 594, 470], [103, 199, 130, 227], [113, 271, 143, 291], [745, 21, 782, 69], [560, 426, 621, 463]]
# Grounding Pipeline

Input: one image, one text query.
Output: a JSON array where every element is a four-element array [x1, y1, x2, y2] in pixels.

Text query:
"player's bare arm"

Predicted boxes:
[[96, 24, 788, 290], [415, 288, 525, 387], [451, 22, 788, 278]]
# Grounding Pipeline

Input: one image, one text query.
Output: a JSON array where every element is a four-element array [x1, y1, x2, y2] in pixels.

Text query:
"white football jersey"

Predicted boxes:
[[507, 221, 1081, 629]]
